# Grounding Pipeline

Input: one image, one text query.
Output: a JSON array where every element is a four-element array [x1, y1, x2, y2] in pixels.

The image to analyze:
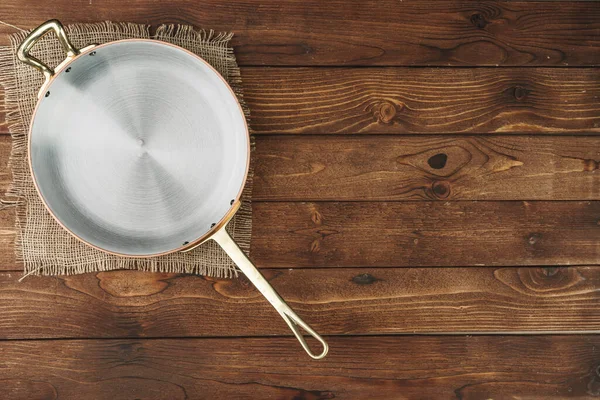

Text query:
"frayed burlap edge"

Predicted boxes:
[[0, 22, 254, 279]]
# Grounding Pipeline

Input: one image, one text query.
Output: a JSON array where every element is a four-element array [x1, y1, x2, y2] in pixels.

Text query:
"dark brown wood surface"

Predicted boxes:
[[3, 336, 600, 399], [0, 266, 599, 339], [254, 135, 600, 200], [251, 201, 600, 268], [1, 0, 599, 398], [242, 68, 600, 134], [1, 0, 599, 66]]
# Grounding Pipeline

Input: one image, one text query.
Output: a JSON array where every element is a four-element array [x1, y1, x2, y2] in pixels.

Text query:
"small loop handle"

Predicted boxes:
[[280, 308, 329, 360], [17, 19, 79, 83]]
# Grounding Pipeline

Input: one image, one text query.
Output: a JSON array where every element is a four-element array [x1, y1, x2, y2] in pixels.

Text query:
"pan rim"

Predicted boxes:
[[26, 38, 251, 258]]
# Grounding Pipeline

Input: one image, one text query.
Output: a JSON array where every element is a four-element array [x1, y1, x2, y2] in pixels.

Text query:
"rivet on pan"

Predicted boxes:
[[211, 223, 216, 228], [230, 199, 235, 205], [90, 51, 96, 56], [183, 241, 189, 245], [65, 67, 71, 73], [44, 91, 50, 98]]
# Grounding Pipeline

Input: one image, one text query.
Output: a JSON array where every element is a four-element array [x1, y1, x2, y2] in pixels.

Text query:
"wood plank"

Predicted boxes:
[[0, 266, 599, 339], [0, 201, 598, 270], [3, 67, 600, 135], [2, 336, 599, 399], [242, 68, 600, 134], [251, 201, 600, 268], [254, 135, 600, 201], [1, 1, 599, 66]]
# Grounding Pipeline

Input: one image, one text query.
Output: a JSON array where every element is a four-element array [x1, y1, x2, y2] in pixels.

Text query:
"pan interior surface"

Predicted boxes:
[[29, 41, 249, 256]]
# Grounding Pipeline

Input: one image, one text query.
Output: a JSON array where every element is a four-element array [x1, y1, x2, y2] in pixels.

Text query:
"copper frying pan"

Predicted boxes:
[[18, 19, 328, 359]]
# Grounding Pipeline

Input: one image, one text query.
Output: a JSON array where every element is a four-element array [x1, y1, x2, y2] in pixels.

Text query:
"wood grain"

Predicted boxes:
[[254, 135, 600, 201], [251, 201, 600, 268], [1, 1, 599, 66], [0, 201, 598, 270], [4, 67, 600, 135], [0, 266, 599, 339], [2, 336, 600, 399], [242, 67, 600, 134]]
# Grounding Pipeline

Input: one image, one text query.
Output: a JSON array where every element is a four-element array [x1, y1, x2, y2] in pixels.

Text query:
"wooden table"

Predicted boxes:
[[1, 1, 599, 399]]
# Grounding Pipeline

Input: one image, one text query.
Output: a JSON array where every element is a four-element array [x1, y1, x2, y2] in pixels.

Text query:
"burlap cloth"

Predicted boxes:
[[0, 22, 253, 279]]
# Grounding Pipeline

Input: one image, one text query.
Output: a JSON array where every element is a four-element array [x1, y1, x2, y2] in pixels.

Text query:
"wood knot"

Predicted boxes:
[[513, 86, 529, 101], [497, 267, 586, 296], [427, 153, 448, 169], [238, 274, 251, 288], [542, 266, 559, 277], [583, 159, 599, 172], [210, 272, 263, 298], [311, 210, 323, 225], [470, 13, 489, 29], [310, 239, 321, 253], [431, 181, 451, 199], [352, 273, 379, 285], [117, 342, 141, 362], [529, 267, 581, 289], [97, 271, 171, 297], [375, 101, 399, 124], [528, 233, 541, 245]]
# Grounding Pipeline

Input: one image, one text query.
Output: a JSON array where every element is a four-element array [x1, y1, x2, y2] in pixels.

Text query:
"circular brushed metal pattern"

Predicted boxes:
[[29, 41, 249, 256]]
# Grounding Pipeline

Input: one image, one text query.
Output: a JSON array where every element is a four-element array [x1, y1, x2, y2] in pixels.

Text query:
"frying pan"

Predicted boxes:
[[18, 20, 328, 359]]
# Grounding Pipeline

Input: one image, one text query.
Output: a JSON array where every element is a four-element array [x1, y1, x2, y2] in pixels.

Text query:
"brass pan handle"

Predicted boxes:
[[17, 19, 79, 84], [211, 226, 329, 360]]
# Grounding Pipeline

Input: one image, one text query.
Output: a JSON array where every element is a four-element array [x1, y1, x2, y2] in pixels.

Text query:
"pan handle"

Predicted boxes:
[[17, 20, 78, 79], [17, 20, 83, 93], [212, 226, 329, 360]]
